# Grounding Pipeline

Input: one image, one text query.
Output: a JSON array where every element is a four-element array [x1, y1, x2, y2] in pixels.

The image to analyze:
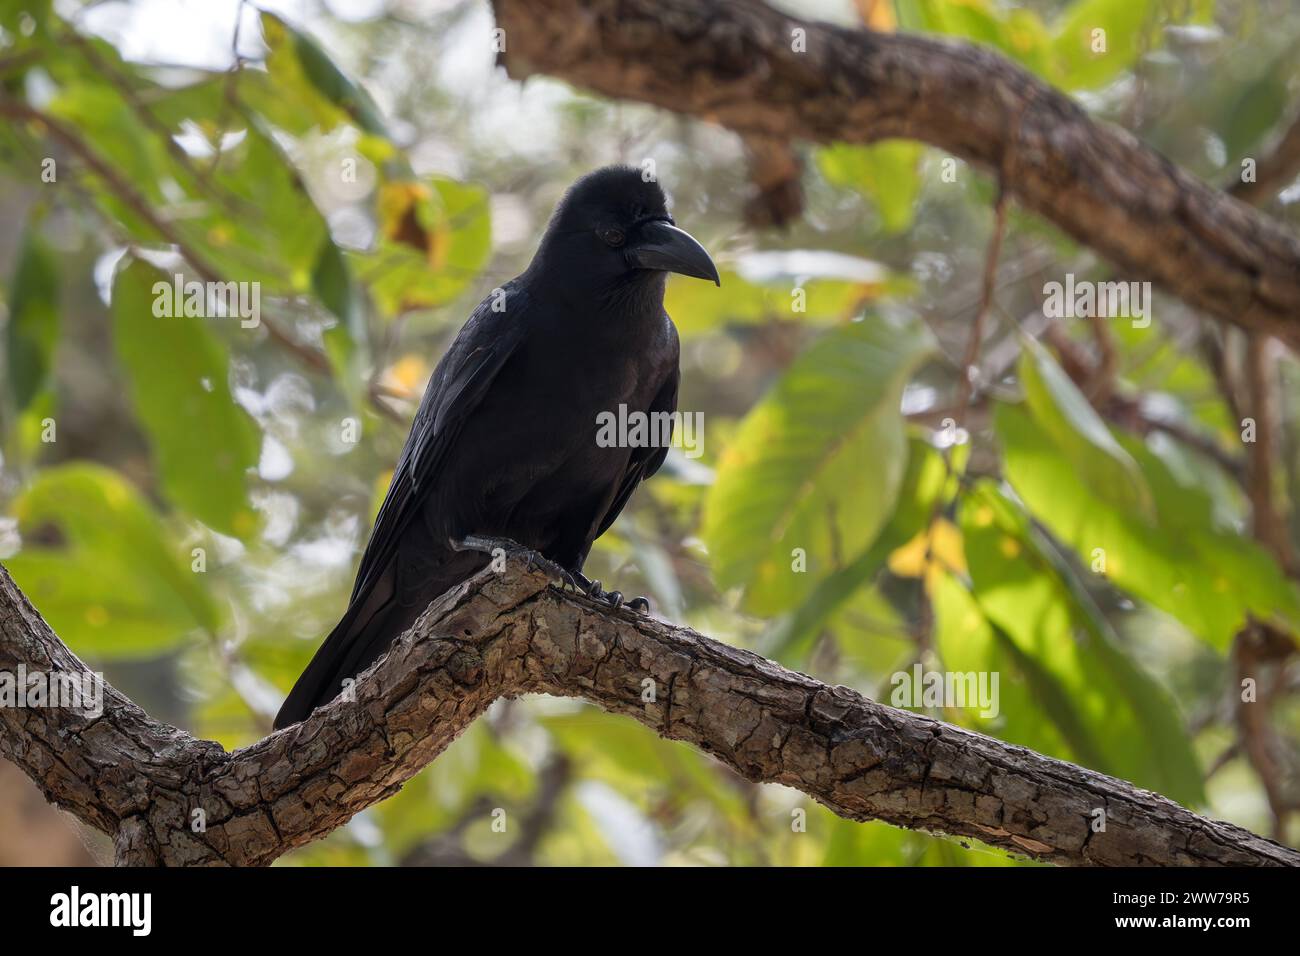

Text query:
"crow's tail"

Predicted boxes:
[[273, 571, 407, 730], [274, 547, 493, 730]]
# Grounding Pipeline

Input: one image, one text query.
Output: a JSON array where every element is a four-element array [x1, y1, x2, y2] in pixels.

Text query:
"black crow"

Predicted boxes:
[[274, 166, 718, 729]]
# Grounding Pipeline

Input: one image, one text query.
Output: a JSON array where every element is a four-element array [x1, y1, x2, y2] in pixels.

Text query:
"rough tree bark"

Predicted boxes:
[[4, 0, 1298, 867], [1, 562, 1296, 866], [491, 0, 1300, 349]]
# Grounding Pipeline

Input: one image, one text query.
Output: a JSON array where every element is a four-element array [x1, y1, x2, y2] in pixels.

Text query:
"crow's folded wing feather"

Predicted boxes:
[[592, 363, 679, 541], [347, 290, 531, 606]]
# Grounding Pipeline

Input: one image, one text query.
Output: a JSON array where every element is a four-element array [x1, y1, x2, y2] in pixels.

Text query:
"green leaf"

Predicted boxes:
[[958, 483, 1204, 804], [375, 722, 535, 854], [1019, 336, 1153, 519], [48, 77, 332, 293], [929, 569, 1077, 761], [5, 463, 220, 656], [542, 708, 751, 822], [187, 120, 331, 290], [1050, 0, 1154, 90], [313, 237, 357, 332], [1045, 0, 1216, 91], [4, 227, 59, 411], [45, 81, 170, 228], [895, 0, 1051, 76], [1221, 61, 1291, 159], [260, 12, 390, 138], [0, 0, 51, 42], [997, 402, 1300, 649], [356, 177, 492, 318], [818, 141, 923, 234], [821, 811, 1023, 866], [313, 236, 367, 386], [764, 437, 948, 662], [110, 259, 261, 537], [1110, 320, 1235, 441], [703, 315, 935, 615], [665, 269, 871, 336]]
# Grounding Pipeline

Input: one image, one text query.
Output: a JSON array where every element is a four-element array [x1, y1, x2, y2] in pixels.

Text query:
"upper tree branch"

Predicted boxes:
[[491, 0, 1300, 349], [1, 562, 1295, 866]]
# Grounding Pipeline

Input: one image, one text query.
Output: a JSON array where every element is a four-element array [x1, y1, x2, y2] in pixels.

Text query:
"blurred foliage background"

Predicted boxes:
[[2, 0, 1300, 866]]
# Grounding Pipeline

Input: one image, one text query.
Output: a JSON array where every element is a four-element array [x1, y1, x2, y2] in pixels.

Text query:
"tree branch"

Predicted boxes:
[[1229, 110, 1300, 205], [491, 0, 1300, 349], [1, 561, 1296, 866], [0, 96, 332, 376]]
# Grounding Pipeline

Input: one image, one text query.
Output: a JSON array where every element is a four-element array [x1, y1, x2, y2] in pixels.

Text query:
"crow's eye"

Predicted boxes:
[[601, 227, 625, 247]]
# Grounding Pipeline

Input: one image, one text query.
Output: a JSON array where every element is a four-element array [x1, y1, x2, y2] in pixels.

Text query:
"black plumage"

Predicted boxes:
[[274, 166, 718, 729]]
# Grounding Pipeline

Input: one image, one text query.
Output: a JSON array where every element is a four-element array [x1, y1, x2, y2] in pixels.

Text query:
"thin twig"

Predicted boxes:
[[0, 96, 332, 374], [1229, 110, 1300, 205], [1245, 334, 1296, 573], [953, 183, 1010, 430]]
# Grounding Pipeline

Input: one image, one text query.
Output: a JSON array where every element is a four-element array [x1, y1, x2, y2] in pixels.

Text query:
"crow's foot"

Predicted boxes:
[[578, 575, 651, 613], [452, 538, 651, 613], [450, 535, 583, 592]]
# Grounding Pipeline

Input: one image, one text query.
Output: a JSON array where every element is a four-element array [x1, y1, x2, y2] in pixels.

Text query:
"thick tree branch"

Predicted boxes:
[[491, 0, 1300, 349], [1, 562, 1296, 866]]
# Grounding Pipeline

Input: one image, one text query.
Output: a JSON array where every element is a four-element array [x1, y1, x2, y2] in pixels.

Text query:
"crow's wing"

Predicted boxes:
[[273, 289, 530, 729], [349, 289, 531, 605], [592, 361, 679, 542]]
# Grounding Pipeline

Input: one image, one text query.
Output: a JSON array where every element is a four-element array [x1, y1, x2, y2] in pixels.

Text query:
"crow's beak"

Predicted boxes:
[[627, 221, 720, 285]]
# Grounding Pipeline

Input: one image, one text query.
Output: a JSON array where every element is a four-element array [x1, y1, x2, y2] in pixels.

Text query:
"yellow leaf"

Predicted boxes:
[[378, 182, 433, 251], [854, 0, 895, 31], [888, 518, 966, 578], [888, 527, 930, 578], [385, 354, 429, 394]]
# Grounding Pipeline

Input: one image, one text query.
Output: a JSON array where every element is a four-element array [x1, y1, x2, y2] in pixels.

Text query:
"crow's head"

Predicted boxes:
[[532, 165, 719, 291]]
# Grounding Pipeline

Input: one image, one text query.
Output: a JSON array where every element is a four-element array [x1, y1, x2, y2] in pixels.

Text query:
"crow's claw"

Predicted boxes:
[[626, 596, 651, 614], [584, 578, 616, 605], [581, 578, 640, 611]]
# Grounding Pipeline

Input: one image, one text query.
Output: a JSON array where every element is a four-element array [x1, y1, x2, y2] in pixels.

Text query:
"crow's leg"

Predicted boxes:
[[454, 537, 652, 613], [450, 535, 583, 591]]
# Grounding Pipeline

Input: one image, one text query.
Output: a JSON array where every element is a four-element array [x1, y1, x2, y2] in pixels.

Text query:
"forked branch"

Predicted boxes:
[[1, 562, 1295, 866]]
